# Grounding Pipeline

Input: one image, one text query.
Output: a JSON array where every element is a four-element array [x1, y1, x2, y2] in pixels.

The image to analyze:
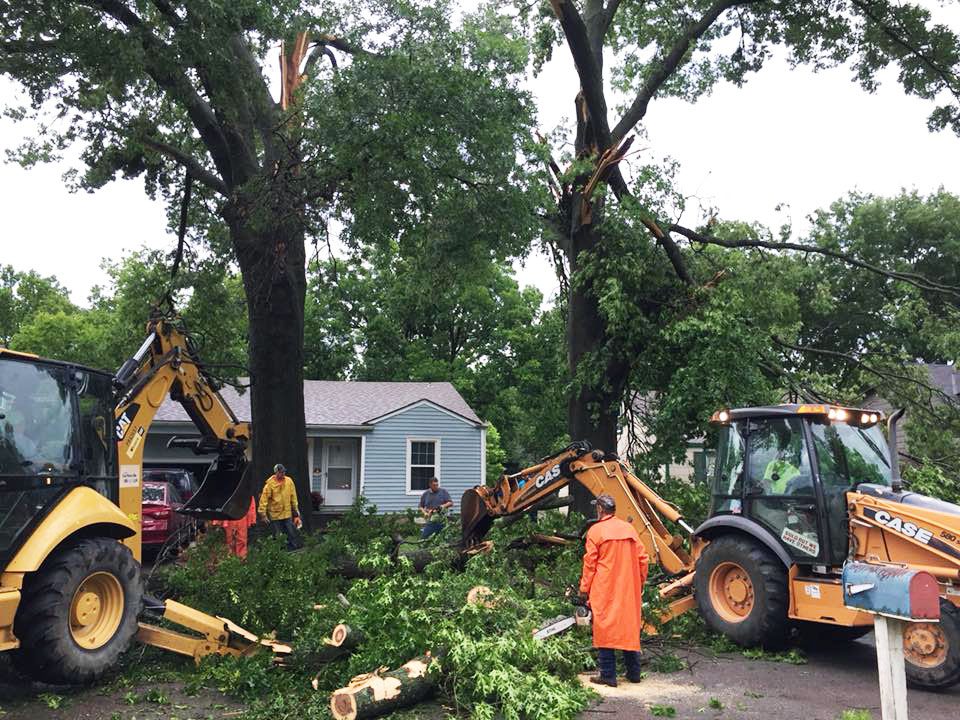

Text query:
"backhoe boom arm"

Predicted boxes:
[[462, 442, 696, 576]]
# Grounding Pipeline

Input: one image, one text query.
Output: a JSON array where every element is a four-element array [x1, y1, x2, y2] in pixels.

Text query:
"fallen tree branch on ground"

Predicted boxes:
[[329, 655, 436, 720]]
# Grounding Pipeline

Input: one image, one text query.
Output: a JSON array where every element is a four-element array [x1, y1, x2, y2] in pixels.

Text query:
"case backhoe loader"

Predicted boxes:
[[462, 404, 960, 690], [0, 307, 286, 684]]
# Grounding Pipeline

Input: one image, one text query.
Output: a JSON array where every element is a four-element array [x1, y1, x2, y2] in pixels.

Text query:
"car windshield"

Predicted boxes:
[[810, 420, 892, 488], [0, 358, 74, 474], [143, 484, 166, 503]]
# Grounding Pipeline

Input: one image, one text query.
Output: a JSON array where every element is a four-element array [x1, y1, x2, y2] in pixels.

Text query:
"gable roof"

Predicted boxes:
[[153, 380, 483, 427]]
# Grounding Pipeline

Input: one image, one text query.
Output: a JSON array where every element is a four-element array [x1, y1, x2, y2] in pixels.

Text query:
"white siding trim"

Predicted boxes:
[[479, 426, 487, 486], [368, 399, 480, 427], [359, 434, 366, 494], [406, 437, 441, 495]]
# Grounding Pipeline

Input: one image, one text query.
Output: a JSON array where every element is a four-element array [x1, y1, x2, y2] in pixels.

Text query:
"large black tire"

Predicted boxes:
[[694, 534, 790, 648], [12, 538, 142, 684], [905, 599, 960, 691]]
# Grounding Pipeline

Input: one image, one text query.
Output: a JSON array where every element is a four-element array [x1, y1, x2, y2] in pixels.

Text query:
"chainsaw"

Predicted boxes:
[[532, 591, 591, 641]]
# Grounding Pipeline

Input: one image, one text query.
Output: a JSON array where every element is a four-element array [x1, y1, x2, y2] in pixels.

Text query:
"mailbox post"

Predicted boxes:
[[842, 562, 941, 720]]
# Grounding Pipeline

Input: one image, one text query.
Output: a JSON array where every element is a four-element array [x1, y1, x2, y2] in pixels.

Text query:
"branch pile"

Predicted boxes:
[[157, 503, 605, 720]]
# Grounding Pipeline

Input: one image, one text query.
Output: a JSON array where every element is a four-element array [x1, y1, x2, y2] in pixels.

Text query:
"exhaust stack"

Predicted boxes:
[[888, 408, 906, 493]]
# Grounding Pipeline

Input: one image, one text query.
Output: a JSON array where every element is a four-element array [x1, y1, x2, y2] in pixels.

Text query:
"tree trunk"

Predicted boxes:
[[228, 197, 311, 530], [564, 93, 626, 516], [329, 656, 436, 720]]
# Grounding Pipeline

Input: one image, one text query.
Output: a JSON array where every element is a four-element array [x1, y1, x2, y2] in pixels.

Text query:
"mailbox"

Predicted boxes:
[[842, 562, 940, 621]]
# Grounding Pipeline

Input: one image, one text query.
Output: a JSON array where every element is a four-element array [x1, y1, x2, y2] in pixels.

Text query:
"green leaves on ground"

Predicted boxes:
[[159, 503, 596, 720]]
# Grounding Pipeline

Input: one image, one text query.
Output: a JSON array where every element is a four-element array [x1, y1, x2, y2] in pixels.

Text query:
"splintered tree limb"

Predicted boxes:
[[329, 656, 436, 720], [548, 0, 612, 149]]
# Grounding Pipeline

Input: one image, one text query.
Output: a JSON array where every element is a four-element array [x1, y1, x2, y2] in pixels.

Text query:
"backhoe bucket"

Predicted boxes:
[[180, 455, 253, 520], [461, 488, 494, 548]]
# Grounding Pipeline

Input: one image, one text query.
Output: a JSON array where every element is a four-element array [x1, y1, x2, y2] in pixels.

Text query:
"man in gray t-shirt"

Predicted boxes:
[[419, 477, 453, 539]]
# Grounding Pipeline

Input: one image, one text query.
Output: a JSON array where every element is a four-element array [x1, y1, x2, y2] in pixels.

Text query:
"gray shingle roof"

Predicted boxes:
[[926, 363, 959, 397], [153, 380, 482, 426]]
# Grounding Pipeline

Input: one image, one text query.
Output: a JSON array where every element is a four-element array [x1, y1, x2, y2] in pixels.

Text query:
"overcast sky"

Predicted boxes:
[[2, 4, 959, 307]]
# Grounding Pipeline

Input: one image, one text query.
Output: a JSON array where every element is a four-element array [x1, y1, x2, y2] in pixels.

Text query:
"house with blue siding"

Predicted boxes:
[[143, 381, 486, 513]]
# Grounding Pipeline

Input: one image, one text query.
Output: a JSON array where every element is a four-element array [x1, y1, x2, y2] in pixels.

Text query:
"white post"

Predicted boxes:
[[873, 615, 909, 720]]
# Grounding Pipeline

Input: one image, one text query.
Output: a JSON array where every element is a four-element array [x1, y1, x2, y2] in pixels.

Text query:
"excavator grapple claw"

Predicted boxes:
[[461, 488, 495, 548], [180, 455, 253, 520]]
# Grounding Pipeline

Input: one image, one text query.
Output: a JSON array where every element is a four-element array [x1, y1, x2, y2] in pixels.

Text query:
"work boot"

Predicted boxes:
[[589, 675, 617, 687], [626, 672, 643, 683]]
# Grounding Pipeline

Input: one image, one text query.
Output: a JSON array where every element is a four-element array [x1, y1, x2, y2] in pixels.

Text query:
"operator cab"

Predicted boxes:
[[708, 404, 892, 567], [0, 351, 117, 564]]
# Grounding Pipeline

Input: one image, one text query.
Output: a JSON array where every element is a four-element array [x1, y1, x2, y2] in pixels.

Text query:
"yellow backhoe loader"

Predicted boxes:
[[0, 307, 286, 684], [462, 404, 960, 690]]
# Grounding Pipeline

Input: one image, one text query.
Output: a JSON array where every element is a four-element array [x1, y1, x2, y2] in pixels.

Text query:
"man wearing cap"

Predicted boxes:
[[258, 463, 303, 550], [580, 493, 649, 686]]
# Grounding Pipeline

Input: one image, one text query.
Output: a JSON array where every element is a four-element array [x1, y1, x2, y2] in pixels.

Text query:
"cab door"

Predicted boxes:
[[743, 417, 826, 563]]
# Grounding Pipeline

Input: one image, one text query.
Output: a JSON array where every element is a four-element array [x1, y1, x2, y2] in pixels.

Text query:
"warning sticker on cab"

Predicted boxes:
[[120, 464, 140, 488], [781, 527, 820, 557]]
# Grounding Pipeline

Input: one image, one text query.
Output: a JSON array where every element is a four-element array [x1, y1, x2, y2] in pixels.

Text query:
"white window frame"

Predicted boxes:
[[406, 437, 441, 495]]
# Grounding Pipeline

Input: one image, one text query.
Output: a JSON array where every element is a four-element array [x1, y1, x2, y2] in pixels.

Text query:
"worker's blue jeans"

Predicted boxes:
[[598, 648, 642, 681], [420, 521, 445, 539], [270, 518, 302, 550]]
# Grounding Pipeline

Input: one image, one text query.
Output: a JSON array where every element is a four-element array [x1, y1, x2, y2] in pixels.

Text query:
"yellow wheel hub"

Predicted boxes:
[[69, 572, 124, 650], [709, 561, 755, 624], [904, 623, 948, 668]]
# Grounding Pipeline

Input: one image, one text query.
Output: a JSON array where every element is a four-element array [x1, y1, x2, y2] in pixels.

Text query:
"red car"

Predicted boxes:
[[142, 480, 195, 554]]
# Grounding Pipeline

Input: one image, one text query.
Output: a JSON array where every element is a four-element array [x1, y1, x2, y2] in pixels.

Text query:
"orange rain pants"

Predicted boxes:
[[579, 514, 649, 651], [213, 497, 257, 559]]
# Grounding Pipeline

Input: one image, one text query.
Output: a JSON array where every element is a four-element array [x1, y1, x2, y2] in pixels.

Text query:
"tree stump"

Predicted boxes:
[[329, 655, 436, 720]]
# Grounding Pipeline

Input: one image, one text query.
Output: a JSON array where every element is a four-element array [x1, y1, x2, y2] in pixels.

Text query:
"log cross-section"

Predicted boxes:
[[330, 655, 436, 720]]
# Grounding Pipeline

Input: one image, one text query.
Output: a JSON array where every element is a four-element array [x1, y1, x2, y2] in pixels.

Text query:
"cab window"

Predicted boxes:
[[0, 359, 74, 475], [747, 418, 814, 496], [746, 418, 823, 561], [711, 422, 746, 514], [76, 370, 114, 480]]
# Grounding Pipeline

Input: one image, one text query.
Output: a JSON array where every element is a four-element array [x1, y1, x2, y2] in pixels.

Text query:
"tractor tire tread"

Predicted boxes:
[[11, 538, 142, 685], [906, 599, 960, 691], [695, 534, 790, 649]]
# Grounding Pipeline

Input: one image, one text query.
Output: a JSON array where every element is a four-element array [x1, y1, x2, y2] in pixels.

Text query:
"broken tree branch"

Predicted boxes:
[[142, 137, 228, 195], [670, 222, 960, 300]]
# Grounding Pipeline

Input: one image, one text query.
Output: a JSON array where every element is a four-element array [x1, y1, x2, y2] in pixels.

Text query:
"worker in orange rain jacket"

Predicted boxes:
[[579, 493, 649, 687], [212, 497, 257, 559]]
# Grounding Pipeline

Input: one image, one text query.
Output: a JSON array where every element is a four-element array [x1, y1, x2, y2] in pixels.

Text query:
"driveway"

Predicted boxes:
[[586, 635, 958, 719]]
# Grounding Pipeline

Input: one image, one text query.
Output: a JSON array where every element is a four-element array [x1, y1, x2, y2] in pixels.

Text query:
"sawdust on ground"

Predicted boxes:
[[577, 672, 701, 701]]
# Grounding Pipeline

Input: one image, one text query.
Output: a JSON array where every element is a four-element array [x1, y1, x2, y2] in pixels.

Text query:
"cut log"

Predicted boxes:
[[328, 623, 364, 650], [304, 623, 364, 672], [329, 655, 436, 720], [466, 585, 497, 608]]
